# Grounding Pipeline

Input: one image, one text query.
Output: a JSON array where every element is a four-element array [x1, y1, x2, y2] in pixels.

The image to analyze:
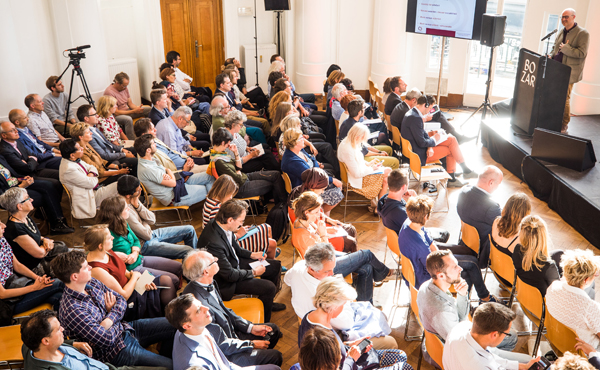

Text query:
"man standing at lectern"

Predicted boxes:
[[549, 8, 589, 134]]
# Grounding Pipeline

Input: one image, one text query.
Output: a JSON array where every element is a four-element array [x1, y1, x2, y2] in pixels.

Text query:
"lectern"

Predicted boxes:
[[511, 48, 571, 135]]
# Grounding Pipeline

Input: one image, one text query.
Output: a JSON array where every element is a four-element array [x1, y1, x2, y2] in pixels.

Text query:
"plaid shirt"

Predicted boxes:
[[59, 278, 131, 363]]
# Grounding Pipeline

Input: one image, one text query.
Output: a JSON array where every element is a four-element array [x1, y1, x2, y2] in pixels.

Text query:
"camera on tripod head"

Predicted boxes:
[[64, 45, 91, 61]]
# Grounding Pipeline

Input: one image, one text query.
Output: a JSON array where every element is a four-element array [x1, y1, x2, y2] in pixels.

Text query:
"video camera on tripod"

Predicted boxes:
[[57, 45, 94, 136]]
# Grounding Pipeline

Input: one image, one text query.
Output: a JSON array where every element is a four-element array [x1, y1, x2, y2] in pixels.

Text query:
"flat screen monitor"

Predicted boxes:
[[406, 0, 488, 40]]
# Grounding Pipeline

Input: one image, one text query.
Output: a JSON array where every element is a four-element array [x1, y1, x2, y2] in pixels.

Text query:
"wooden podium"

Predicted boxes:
[[511, 48, 571, 135]]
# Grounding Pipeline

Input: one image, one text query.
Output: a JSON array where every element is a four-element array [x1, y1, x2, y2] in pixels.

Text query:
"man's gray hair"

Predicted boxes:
[[0, 187, 28, 214], [0, 121, 12, 134], [182, 250, 209, 281], [331, 83, 347, 100], [223, 110, 247, 129], [172, 106, 193, 118], [405, 88, 422, 101], [210, 96, 227, 117], [305, 243, 336, 272], [268, 60, 285, 75]]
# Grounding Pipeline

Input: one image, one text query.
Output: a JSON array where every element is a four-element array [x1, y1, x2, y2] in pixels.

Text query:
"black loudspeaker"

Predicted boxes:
[[480, 14, 506, 47], [531, 128, 596, 172], [264, 0, 290, 11]]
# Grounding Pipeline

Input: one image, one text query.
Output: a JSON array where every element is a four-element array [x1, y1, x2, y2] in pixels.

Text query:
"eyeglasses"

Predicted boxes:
[[208, 259, 218, 267], [86, 113, 99, 117], [19, 197, 32, 204], [500, 331, 512, 337], [561, 15, 573, 19]]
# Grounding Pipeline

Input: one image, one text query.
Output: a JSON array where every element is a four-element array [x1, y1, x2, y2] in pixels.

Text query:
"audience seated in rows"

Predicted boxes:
[[211, 94, 267, 145], [51, 250, 176, 368], [135, 134, 215, 207], [223, 57, 268, 110], [291, 191, 354, 255], [337, 124, 393, 214], [84, 225, 164, 320], [401, 95, 475, 187], [215, 73, 269, 133], [222, 67, 267, 120], [222, 63, 268, 110], [156, 65, 209, 115], [285, 243, 394, 348], [0, 219, 63, 318], [156, 106, 209, 163], [166, 294, 280, 370], [209, 128, 285, 203], [182, 250, 283, 367], [166, 50, 212, 102], [58, 139, 119, 219], [103, 72, 150, 140], [443, 302, 535, 370], [202, 175, 278, 259], [198, 199, 284, 322], [25, 93, 65, 148], [457, 165, 504, 267], [384, 76, 407, 116], [43, 76, 77, 132], [271, 54, 316, 105], [297, 276, 412, 370]]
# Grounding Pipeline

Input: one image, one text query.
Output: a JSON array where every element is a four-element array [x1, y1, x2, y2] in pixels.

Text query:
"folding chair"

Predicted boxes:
[[418, 329, 445, 370], [0, 325, 23, 369], [338, 161, 380, 223], [400, 253, 422, 341], [544, 308, 580, 357], [140, 183, 192, 226], [488, 235, 516, 305], [514, 276, 546, 356], [223, 297, 264, 323]]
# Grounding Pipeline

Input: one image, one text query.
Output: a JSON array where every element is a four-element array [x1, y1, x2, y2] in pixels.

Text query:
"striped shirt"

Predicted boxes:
[[202, 198, 221, 227]]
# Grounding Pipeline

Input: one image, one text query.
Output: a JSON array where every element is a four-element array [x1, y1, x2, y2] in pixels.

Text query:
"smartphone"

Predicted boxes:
[[356, 338, 371, 354], [528, 356, 551, 370], [429, 105, 441, 115]]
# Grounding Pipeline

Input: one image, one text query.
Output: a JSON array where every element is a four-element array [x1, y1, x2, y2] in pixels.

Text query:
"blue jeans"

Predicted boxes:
[[111, 317, 176, 369], [141, 225, 197, 260], [175, 172, 215, 206], [333, 250, 390, 303], [13, 280, 64, 314]]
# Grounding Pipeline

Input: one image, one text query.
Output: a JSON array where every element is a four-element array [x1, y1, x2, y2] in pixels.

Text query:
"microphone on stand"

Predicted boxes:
[[541, 29, 557, 42]]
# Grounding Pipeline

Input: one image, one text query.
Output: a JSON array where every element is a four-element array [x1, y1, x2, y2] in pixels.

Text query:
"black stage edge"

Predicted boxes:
[[481, 116, 600, 249]]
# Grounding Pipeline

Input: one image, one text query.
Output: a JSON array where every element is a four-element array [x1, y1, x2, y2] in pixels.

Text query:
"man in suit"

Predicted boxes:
[[549, 8, 590, 133], [400, 96, 476, 187], [182, 250, 283, 367], [166, 294, 280, 370], [198, 199, 285, 322], [456, 165, 503, 268], [0, 121, 61, 180], [384, 76, 407, 116], [148, 88, 174, 125], [76, 104, 138, 173], [9, 109, 62, 171]]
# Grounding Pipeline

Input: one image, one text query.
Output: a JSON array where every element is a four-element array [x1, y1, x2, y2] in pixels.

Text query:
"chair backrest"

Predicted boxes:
[[424, 329, 445, 370], [391, 126, 402, 147], [0, 325, 24, 364], [460, 221, 480, 255], [139, 182, 152, 207], [384, 226, 401, 258], [400, 253, 416, 288], [223, 297, 264, 323], [489, 235, 515, 288], [339, 160, 349, 184], [515, 275, 545, 324], [545, 308, 578, 356], [410, 285, 422, 327], [335, 120, 340, 138], [282, 172, 293, 193], [375, 92, 385, 119], [368, 77, 377, 102], [385, 114, 392, 134], [400, 137, 423, 176]]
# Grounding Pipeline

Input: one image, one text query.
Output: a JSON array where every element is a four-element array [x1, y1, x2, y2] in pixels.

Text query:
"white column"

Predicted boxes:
[[132, 0, 165, 100], [49, 0, 110, 103], [369, 0, 409, 89], [571, 0, 600, 115], [293, 0, 339, 94]]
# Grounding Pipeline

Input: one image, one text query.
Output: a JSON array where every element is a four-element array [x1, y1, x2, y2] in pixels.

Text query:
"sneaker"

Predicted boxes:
[[479, 295, 498, 305], [281, 266, 288, 273], [50, 219, 75, 235], [275, 248, 281, 258], [272, 302, 286, 312], [446, 178, 465, 188]]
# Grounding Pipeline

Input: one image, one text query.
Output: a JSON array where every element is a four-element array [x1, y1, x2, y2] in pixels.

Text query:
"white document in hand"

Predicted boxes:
[[249, 260, 270, 269], [368, 131, 380, 140], [134, 270, 155, 295], [251, 144, 265, 157], [362, 118, 383, 125]]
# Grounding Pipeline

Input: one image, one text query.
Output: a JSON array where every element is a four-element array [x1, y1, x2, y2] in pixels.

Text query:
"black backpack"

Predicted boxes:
[[266, 203, 290, 243]]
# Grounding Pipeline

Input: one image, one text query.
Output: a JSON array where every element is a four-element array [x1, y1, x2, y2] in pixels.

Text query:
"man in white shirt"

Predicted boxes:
[[443, 302, 536, 370], [166, 50, 212, 102], [284, 243, 396, 349], [546, 249, 600, 350], [165, 293, 280, 370], [24, 94, 65, 147]]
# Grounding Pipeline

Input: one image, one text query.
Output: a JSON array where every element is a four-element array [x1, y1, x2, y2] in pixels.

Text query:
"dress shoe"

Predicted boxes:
[[272, 302, 286, 312], [50, 219, 75, 235], [461, 171, 479, 179], [446, 178, 465, 188]]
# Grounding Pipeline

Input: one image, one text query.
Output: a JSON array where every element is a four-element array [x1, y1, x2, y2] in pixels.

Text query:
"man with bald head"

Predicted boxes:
[[456, 165, 504, 268], [181, 250, 283, 367], [549, 8, 589, 133]]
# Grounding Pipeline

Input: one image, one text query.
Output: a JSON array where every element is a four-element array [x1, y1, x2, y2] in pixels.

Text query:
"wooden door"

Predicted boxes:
[[160, 0, 224, 93]]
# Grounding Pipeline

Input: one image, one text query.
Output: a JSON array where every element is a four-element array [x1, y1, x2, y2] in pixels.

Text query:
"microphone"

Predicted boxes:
[[541, 29, 557, 42], [64, 45, 91, 52]]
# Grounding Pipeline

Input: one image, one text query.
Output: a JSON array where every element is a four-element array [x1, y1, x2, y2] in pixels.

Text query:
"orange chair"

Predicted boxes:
[[514, 276, 545, 356]]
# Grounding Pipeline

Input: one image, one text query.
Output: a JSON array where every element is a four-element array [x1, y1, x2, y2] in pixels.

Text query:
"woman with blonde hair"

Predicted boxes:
[[97, 95, 128, 146], [491, 193, 531, 256], [70, 122, 130, 185], [202, 174, 279, 258], [298, 276, 412, 370], [512, 215, 561, 296], [337, 124, 392, 213], [268, 91, 293, 125]]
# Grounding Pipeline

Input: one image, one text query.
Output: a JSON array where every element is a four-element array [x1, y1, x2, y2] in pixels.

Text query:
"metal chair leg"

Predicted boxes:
[[417, 334, 424, 370]]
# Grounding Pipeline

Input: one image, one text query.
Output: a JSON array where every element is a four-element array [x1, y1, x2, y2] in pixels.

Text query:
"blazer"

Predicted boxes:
[[0, 140, 39, 176], [198, 219, 254, 300], [17, 127, 54, 162], [384, 92, 403, 116], [390, 101, 411, 131], [59, 158, 100, 219], [149, 106, 172, 125], [172, 331, 237, 370], [457, 185, 502, 268], [400, 108, 436, 166], [182, 281, 254, 355], [281, 149, 331, 188], [89, 127, 125, 162], [550, 24, 590, 84]]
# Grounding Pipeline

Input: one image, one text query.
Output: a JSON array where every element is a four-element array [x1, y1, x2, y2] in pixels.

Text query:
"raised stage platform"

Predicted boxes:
[[481, 115, 600, 248]]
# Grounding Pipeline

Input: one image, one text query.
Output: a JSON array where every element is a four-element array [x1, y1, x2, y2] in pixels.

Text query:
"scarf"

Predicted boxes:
[[206, 149, 232, 176]]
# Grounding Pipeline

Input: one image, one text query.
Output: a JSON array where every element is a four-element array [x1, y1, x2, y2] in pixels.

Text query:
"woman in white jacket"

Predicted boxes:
[[337, 123, 392, 214]]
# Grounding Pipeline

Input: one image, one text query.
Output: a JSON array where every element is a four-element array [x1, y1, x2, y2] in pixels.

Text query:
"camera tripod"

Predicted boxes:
[[57, 47, 94, 136]]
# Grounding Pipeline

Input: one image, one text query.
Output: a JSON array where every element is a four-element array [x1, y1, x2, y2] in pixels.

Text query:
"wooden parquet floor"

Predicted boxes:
[[37, 108, 598, 370]]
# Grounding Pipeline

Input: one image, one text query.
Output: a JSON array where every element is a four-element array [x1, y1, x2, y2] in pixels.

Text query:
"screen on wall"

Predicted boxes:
[[406, 0, 488, 40]]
